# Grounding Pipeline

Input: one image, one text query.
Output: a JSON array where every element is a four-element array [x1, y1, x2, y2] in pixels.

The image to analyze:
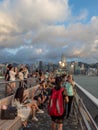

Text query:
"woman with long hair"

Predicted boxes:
[[49, 76, 68, 130], [9, 66, 17, 94], [13, 86, 44, 127]]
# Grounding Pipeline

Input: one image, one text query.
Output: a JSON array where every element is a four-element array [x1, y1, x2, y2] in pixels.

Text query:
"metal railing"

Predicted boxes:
[[0, 77, 39, 99], [73, 83, 98, 130]]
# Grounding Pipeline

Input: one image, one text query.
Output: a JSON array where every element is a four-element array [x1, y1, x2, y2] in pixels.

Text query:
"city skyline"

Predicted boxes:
[[0, 0, 98, 64]]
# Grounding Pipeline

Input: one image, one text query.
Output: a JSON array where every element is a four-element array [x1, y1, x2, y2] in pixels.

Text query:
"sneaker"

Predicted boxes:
[[66, 114, 69, 119], [37, 109, 44, 114], [32, 117, 38, 121]]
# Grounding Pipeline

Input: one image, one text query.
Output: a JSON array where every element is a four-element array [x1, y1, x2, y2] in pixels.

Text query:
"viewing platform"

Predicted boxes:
[[22, 107, 80, 130], [0, 77, 98, 130]]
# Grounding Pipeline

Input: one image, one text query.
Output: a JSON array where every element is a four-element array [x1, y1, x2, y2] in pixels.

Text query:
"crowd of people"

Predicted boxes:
[[5, 64, 29, 95], [4, 64, 76, 130]]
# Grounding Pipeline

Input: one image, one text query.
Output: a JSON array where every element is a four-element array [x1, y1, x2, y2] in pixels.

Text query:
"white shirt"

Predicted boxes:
[[10, 70, 16, 81], [19, 72, 24, 80], [24, 69, 29, 78]]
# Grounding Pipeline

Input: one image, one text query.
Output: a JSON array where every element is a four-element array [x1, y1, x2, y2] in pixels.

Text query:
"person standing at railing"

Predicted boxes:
[[5, 64, 11, 81], [14, 67, 18, 78], [9, 66, 17, 94], [23, 66, 29, 89], [62, 74, 67, 88], [5, 64, 12, 95], [18, 68, 24, 88], [65, 74, 75, 118]]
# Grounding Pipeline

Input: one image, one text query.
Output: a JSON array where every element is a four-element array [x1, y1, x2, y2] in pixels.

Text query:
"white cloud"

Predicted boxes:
[[0, 0, 98, 63], [0, 0, 70, 45], [78, 10, 88, 21], [91, 16, 97, 21], [71, 9, 88, 22]]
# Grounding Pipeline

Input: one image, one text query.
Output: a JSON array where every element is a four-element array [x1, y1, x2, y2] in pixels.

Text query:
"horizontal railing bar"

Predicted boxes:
[[79, 106, 92, 130], [79, 99, 98, 130], [75, 82, 98, 107], [74, 83, 98, 130], [0, 77, 37, 84]]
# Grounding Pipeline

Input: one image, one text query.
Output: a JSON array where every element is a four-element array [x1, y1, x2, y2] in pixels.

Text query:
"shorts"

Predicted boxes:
[[34, 94, 42, 100], [51, 109, 66, 124], [51, 115, 65, 124]]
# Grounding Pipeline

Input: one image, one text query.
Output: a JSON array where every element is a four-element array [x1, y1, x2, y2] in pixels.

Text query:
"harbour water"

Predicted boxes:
[[74, 75, 98, 99]]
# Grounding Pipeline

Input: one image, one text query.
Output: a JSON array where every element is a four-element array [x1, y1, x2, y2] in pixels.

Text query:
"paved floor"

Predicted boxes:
[[20, 108, 81, 130]]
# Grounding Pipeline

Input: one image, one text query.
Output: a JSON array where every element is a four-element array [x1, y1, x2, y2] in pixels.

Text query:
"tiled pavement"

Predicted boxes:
[[20, 108, 81, 130]]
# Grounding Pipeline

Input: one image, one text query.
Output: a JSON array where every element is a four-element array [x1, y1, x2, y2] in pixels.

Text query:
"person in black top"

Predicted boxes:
[[5, 64, 13, 95], [5, 64, 12, 81]]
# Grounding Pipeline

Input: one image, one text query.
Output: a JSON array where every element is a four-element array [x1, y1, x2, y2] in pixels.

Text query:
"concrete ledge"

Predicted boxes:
[[0, 116, 21, 130]]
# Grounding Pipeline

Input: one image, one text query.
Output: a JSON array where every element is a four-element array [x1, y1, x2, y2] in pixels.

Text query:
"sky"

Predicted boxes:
[[0, 0, 98, 64]]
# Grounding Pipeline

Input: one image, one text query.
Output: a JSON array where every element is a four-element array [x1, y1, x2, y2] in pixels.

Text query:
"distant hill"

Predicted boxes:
[[2, 62, 19, 67], [70, 61, 98, 69]]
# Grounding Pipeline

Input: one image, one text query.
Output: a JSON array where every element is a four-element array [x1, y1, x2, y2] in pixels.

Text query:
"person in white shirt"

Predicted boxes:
[[9, 66, 17, 94]]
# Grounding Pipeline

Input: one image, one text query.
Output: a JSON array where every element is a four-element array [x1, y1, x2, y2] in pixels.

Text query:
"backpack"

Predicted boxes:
[[48, 87, 65, 116]]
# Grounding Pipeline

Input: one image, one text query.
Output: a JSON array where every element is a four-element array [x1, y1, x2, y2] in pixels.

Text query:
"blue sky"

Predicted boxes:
[[0, 0, 98, 64], [69, 0, 98, 20], [69, 0, 98, 14]]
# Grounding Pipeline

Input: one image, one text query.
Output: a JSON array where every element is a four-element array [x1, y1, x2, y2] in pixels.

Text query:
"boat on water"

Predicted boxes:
[[0, 77, 98, 130]]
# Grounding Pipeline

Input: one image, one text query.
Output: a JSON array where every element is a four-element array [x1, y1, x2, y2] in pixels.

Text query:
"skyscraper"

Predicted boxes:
[[61, 54, 66, 63]]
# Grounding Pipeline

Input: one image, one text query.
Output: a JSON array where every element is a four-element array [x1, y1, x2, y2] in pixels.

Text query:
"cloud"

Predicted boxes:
[[0, 0, 70, 46], [0, 0, 98, 64]]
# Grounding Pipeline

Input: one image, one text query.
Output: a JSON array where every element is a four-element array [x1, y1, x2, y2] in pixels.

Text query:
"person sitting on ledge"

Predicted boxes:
[[12, 86, 44, 127]]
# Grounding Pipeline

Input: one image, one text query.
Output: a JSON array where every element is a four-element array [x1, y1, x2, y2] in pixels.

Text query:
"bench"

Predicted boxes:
[[0, 85, 38, 130], [0, 117, 21, 130]]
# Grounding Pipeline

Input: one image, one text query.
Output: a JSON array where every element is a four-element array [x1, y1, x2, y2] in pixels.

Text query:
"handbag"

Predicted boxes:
[[1, 105, 17, 120], [8, 106, 17, 117]]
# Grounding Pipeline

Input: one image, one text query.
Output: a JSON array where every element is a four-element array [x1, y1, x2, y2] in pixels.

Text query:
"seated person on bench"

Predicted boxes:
[[12, 86, 44, 127]]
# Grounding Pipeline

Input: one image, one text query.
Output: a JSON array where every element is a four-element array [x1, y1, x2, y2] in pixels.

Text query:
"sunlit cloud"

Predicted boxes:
[[0, 0, 98, 63]]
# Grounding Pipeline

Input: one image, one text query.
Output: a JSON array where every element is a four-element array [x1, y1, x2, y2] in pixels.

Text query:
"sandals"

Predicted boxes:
[[22, 120, 27, 127]]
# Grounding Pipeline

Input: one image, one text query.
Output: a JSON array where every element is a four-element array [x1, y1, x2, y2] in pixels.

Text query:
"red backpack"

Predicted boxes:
[[48, 87, 65, 116]]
